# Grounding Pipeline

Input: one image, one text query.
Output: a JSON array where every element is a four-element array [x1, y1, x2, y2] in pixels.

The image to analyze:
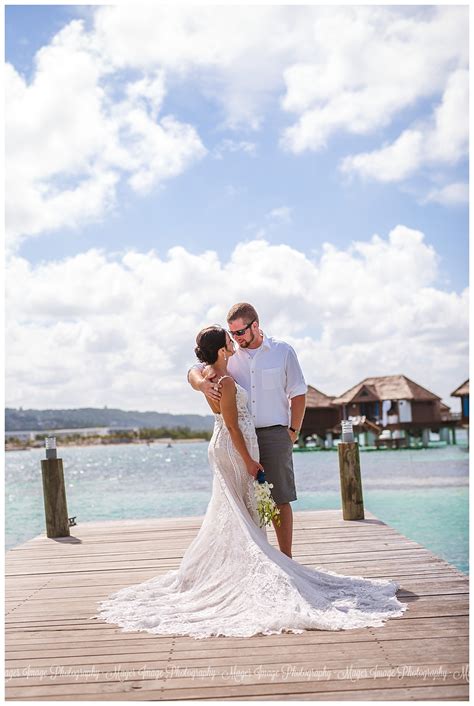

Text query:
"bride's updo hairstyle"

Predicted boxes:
[[195, 326, 227, 365]]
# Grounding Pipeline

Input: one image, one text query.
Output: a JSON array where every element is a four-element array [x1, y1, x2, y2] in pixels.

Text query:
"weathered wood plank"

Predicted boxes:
[[5, 510, 468, 701]]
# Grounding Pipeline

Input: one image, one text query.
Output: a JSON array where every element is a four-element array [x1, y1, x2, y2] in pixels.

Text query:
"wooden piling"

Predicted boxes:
[[41, 457, 70, 538], [338, 441, 364, 520]]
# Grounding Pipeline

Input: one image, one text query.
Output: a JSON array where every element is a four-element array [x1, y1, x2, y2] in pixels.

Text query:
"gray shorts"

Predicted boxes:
[[255, 425, 297, 505]]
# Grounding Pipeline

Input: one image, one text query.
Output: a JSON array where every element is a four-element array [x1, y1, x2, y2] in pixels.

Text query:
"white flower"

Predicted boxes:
[[253, 480, 280, 528]]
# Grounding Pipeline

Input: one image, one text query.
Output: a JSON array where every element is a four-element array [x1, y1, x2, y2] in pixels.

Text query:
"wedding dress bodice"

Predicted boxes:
[[94, 376, 407, 639], [213, 378, 256, 442]]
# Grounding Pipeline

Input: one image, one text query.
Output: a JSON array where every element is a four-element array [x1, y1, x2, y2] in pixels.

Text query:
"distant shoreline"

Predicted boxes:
[[5, 437, 209, 452]]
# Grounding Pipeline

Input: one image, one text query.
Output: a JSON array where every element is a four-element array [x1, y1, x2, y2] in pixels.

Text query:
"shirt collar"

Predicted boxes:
[[237, 330, 271, 355], [260, 331, 271, 350]]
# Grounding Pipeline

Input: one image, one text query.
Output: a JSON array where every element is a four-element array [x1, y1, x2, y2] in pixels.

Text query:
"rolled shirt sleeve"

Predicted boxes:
[[285, 346, 307, 399], [187, 362, 205, 381]]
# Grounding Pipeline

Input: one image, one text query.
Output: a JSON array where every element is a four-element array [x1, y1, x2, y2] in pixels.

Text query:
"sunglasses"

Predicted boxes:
[[228, 319, 256, 337]]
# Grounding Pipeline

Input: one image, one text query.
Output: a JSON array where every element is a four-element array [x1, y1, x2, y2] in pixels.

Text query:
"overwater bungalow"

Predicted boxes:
[[302, 375, 460, 447], [333, 374, 439, 421], [300, 386, 340, 446], [451, 379, 469, 425]]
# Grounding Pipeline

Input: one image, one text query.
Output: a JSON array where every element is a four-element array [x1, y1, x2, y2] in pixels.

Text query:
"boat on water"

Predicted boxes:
[[293, 445, 322, 452]]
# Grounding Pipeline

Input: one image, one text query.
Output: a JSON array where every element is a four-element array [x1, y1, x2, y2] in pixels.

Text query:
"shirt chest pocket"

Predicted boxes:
[[261, 367, 281, 390]]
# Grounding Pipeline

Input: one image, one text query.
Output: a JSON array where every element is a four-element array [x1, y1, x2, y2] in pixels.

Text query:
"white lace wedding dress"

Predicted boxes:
[[94, 382, 407, 638]]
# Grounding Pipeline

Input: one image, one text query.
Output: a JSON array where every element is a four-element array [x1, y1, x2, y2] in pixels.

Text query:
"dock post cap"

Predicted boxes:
[[45, 435, 57, 459], [341, 420, 355, 443]]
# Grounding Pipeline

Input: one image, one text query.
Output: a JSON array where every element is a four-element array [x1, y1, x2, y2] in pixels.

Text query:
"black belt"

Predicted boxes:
[[255, 425, 287, 430]]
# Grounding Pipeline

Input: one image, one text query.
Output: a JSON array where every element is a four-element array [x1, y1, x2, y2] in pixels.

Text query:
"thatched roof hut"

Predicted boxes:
[[450, 379, 469, 424], [301, 385, 340, 439], [332, 375, 440, 405], [305, 385, 337, 408], [451, 380, 469, 397]]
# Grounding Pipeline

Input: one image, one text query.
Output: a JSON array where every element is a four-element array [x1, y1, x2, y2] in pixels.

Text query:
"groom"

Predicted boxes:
[[188, 302, 307, 558]]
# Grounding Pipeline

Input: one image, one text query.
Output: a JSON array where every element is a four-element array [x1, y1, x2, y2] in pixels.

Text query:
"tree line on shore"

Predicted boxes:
[[6, 426, 212, 449]]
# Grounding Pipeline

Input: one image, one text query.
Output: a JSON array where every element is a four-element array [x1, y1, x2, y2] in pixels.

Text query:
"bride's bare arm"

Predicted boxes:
[[219, 378, 262, 479]]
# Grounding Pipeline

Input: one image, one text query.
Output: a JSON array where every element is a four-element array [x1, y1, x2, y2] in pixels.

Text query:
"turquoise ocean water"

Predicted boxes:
[[5, 437, 469, 573]]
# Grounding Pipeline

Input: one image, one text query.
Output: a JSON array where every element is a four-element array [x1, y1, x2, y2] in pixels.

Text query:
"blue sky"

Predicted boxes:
[[5, 5, 469, 412]]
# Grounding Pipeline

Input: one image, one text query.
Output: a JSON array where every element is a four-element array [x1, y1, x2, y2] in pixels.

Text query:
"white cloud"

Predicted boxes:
[[340, 69, 468, 183], [213, 139, 257, 160], [225, 184, 247, 199], [423, 182, 469, 207], [5, 20, 206, 251], [340, 130, 424, 183], [280, 6, 467, 154], [6, 229, 467, 412], [266, 207, 292, 224], [125, 73, 166, 118], [425, 69, 469, 164], [92, 4, 298, 130], [124, 114, 206, 195]]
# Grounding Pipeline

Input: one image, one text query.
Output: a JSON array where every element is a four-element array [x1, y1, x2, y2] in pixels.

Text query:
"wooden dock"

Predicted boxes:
[[5, 510, 469, 700]]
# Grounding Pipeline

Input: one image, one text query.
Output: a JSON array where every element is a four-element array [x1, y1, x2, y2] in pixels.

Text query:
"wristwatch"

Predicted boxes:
[[289, 426, 299, 435]]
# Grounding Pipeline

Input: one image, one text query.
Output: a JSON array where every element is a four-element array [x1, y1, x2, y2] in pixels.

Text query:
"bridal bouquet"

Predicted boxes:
[[254, 470, 281, 528]]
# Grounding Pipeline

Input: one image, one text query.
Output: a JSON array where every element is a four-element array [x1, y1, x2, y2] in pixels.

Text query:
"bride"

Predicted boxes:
[[95, 325, 407, 638]]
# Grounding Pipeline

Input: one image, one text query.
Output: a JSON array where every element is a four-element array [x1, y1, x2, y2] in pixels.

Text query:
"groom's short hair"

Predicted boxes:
[[227, 303, 259, 324]]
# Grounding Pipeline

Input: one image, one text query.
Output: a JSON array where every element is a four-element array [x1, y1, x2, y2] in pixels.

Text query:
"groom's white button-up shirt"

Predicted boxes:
[[228, 334, 307, 428], [192, 333, 307, 429]]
